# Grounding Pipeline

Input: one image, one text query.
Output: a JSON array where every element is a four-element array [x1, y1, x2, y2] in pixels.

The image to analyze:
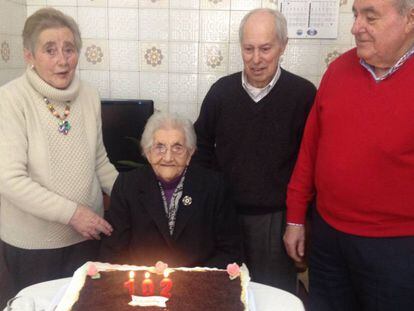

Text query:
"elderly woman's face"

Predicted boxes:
[[146, 128, 194, 182], [24, 27, 78, 89]]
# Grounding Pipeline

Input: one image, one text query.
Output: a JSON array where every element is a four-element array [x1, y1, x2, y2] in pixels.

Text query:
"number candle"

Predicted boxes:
[[142, 272, 154, 296], [123, 271, 135, 295], [160, 270, 173, 298]]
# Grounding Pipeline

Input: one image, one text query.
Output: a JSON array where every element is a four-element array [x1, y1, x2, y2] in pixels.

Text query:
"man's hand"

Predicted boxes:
[[69, 205, 113, 240], [283, 224, 306, 263]]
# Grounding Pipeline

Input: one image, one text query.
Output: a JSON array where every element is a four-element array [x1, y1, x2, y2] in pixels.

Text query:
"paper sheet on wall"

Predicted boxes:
[[279, 0, 340, 39]]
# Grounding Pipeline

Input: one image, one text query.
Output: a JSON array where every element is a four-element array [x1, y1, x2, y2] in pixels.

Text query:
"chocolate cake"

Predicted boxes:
[[56, 262, 250, 311]]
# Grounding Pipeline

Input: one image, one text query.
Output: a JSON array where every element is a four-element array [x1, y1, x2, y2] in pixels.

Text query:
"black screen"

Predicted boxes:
[[101, 99, 154, 172]]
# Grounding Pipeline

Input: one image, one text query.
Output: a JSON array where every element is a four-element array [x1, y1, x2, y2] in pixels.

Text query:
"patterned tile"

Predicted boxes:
[[110, 71, 140, 99], [340, 0, 352, 13], [0, 69, 25, 86], [109, 40, 140, 71], [199, 43, 228, 73], [139, 0, 168, 9], [230, 0, 262, 10], [139, 9, 169, 41], [336, 12, 355, 46], [53, 6, 78, 23], [169, 42, 199, 73], [200, 0, 231, 10], [140, 42, 168, 72], [200, 10, 230, 43], [1, 1, 26, 36], [170, 10, 199, 42], [319, 44, 352, 75], [78, 7, 108, 39], [139, 72, 169, 103], [282, 42, 322, 77], [3, 35, 24, 69], [79, 39, 109, 70], [169, 73, 198, 103], [230, 11, 247, 42], [108, 0, 139, 7], [228, 42, 243, 73], [170, 0, 200, 9], [108, 8, 138, 40], [80, 70, 110, 98], [26, 0, 46, 4]]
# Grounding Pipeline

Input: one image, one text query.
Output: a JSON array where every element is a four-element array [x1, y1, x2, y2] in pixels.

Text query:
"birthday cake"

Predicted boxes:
[[55, 262, 250, 311]]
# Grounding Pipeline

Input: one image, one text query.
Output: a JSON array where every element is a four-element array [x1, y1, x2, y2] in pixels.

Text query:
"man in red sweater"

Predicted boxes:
[[284, 0, 414, 310]]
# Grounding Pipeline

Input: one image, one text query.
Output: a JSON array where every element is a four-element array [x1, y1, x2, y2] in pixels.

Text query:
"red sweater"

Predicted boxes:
[[287, 48, 414, 237]]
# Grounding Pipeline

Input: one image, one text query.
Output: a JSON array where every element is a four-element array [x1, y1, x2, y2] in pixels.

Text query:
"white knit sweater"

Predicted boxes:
[[0, 68, 118, 249]]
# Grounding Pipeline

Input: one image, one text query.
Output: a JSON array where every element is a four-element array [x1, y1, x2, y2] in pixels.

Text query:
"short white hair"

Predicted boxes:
[[239, 8, 288, 46], [140, 112, 196, 156]]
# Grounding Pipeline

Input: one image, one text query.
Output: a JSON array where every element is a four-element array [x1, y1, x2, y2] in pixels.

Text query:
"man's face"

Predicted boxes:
[[241, 11, 286, 88], [351, 0, 414, 70]]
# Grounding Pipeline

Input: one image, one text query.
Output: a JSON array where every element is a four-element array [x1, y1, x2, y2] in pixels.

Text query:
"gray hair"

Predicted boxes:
[[395, 0, 414, 14], [140, 112, 197, 156], [23, 7, 82, 54], [239, 8, 288, 46]]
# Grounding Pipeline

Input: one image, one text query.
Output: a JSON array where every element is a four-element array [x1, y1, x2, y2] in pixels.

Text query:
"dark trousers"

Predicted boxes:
[[309, 210, 414, 311], [239, 210, 297, 293], [2, 239, 100, 294]]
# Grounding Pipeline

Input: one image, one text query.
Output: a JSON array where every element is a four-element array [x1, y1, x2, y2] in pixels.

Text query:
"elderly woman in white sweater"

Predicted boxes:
[[0, 8, 118, 293]]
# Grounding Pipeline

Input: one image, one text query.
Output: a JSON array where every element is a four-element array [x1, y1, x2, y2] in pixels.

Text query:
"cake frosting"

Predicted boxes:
[[56, 262, 250, 311]]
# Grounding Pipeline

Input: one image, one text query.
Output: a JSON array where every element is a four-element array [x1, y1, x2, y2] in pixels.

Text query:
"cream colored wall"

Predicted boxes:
[[0, 0, 355, 121], [0, 0, 26, 85]]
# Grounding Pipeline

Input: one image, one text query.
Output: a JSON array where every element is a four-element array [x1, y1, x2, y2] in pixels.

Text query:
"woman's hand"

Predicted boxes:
[[69, 205, 113, 240]]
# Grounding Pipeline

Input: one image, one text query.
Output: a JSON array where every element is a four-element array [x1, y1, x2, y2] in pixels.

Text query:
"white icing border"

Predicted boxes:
[[56, 262, 250, 311]]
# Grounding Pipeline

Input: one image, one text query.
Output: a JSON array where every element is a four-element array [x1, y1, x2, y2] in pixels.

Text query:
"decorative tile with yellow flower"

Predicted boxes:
[[325, 50, 342, 67], [1, 41, 10, 63], [206, 46, 224, 69], [145, 46, 164, 67], [85, 44, 104, 65]]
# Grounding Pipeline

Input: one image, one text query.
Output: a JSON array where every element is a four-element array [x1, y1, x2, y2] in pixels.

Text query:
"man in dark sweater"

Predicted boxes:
[[193, 8, 316, 292]]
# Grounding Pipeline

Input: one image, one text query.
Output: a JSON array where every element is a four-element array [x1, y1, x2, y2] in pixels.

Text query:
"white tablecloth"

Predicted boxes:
[[10, 278, 305, 311]]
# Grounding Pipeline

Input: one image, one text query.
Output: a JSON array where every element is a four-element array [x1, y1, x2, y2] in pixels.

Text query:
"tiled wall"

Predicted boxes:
[[0, 0, 26, 86], [1, 0, 355, 121]]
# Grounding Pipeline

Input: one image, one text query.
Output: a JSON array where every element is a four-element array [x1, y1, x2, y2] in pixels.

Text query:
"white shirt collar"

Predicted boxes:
[[242, 66, 281, 103]]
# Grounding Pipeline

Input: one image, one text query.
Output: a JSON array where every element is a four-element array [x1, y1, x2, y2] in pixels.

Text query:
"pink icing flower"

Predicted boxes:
[[87, 263, 99, 276], [155, 261, 168, 274], [227, 263, 241, 280]]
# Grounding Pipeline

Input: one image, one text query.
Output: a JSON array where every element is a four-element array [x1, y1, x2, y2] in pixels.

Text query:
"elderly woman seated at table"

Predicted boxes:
[[100, 112, 242, 268]]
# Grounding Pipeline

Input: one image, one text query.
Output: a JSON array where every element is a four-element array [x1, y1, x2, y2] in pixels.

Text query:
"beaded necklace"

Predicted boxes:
[[43, 97, 71, 135]]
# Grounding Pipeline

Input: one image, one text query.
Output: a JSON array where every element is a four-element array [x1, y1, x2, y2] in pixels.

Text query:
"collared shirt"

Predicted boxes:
[[360, 45, 414, 82], [242, 65, 281, 103]]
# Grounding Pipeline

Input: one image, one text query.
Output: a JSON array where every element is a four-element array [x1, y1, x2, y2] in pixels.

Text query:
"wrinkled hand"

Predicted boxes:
[[283, 225, 306, 263], [69, 205, 113, 240]]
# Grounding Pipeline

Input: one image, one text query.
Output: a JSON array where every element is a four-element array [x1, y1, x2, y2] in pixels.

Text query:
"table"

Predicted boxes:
[[9, 278, 305, 311]]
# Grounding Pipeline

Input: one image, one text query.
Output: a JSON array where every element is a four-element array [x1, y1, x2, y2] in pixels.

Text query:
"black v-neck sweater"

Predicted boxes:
[[193, 69, 316, 214]]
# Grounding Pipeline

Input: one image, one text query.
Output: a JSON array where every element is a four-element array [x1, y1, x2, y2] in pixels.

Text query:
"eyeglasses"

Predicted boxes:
[[151, 143, 187, 156]]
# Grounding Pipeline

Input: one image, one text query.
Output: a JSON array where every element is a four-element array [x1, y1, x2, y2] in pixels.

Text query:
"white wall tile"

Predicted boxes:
[[197, 73, 225, 103], [199, 43, 228, 73], [26, 0, 46, 4], [139, 72, 169, 104], [231, 0, 261, 10], [0, 69, 24, 86], [139, 9, 169, 41], [80, 70, 110, 98], [110, 71, 140, 99], [168, 73, 197, 103], [170, 10, 199, 42], [282, 42, 322, 77], [169, 101, 198, 122], [229, 11, 247, 42], [200, 10, 230, 42], [78, 7, 108, 39], [200, 0, 230, 10], [108, 8, 139, 40], [109, 40, 140, 71], [1, 35, 24, 69], [78, 0, 107, 7], [261, 0, 278, 9], [80, 39, 109, 70], [139, 0, 168, 9], [228, 42, 243, 73], [169, 42, 198, 73], [170, 0, 200, 9], [108, 0, 139, 7], [47, 0, 77, 6]]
